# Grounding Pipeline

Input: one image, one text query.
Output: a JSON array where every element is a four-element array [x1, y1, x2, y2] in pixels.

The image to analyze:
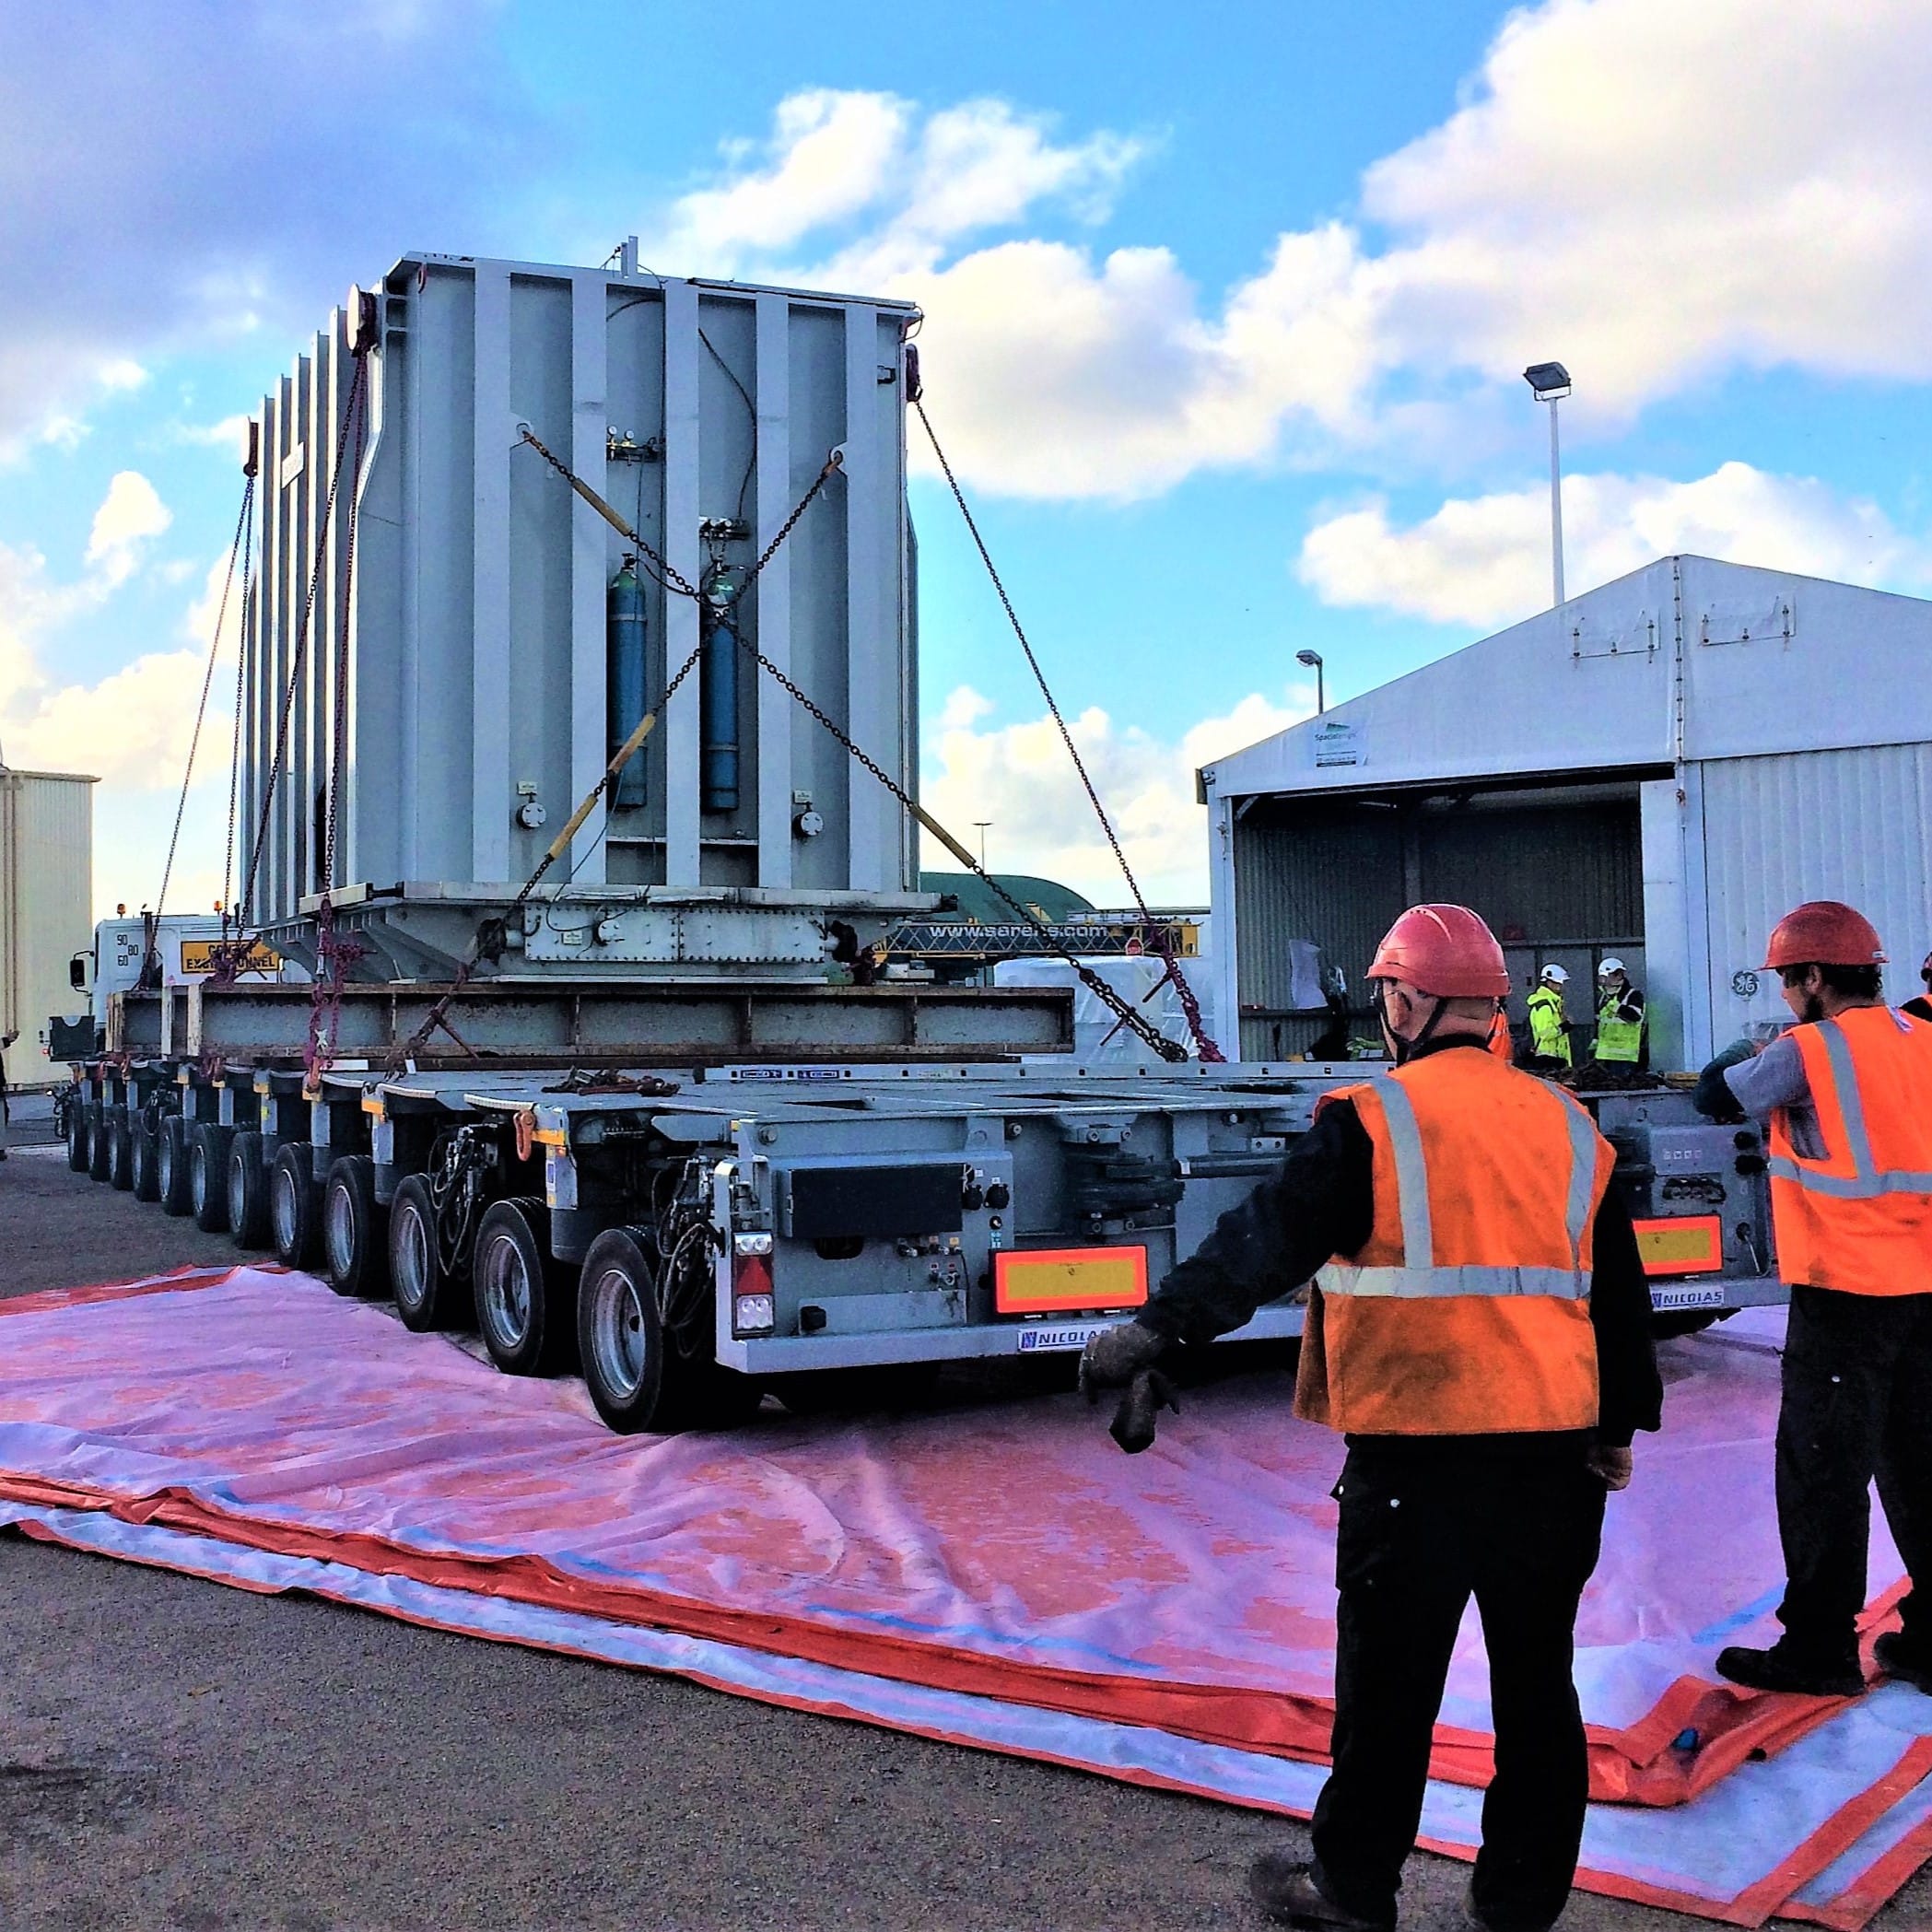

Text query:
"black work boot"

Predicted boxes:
[[1715, 1640, 1863, 1697], [1875, 1631, 1932, 1693], [1247, 1852, 1392, 1931]]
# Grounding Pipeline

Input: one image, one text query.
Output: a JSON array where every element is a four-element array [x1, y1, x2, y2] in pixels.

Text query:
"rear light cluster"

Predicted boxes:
[[732, 1231, 775, 1333]]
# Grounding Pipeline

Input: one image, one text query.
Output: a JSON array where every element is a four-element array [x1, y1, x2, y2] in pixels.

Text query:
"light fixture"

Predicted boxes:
[[1295, 649, 1326, 715], [1522, 362, 1572, 603]]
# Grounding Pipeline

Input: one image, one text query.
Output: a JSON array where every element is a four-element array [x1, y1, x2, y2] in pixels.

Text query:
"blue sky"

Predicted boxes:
[[2, 0, 1928, 914]]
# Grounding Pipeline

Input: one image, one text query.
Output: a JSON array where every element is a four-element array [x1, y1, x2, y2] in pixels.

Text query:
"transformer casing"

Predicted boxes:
[[240, 252, 922, 934]]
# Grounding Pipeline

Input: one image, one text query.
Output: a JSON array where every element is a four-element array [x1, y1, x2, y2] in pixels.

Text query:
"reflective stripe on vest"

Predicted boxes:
[[1766, 1010, 1932, 1296], [1767, 1019, 1932, 1198], [1596, 990, 1643, 1063], [1321, 1076, 1597, 1303]]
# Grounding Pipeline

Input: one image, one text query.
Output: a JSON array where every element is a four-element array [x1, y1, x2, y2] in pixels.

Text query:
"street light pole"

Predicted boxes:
[[1295, 649, 1326, 714], [1547, 393, 1566, 607], [972, 820, 992, 869], [1523, 362, 1573, 609]]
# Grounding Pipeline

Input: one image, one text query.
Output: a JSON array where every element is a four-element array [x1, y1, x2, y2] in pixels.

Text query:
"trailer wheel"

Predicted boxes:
[[130, 1115, 161, 1202], [577, 1226, 671, 1429], [158, 1116, 193, 1216], [87, 1101, 111, 1183], [577, 1225, 761, 1434], [107, 1107, 135, 1190], [389, 1174, 466, 1332], [322, 1154, 389, 1298], [270, 1143, 322, 1270], [226, 1131, 270, 1249], [474, 1197, 576, 1376], [191, 1124, 235, 1233], [65, 1098, 90, 1173]]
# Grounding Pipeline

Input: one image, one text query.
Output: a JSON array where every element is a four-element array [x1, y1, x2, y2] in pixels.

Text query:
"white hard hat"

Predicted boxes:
[[1540, 963, 1570, 985], [1598, 957, 1625, 977]]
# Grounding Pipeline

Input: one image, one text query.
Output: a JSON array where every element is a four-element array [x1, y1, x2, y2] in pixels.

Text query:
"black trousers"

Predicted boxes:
[[1775, 1285, 1932, 1660], [1310, 1444, 1605, 1932]]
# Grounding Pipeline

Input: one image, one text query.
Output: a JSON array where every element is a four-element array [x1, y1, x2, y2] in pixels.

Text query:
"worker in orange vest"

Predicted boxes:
[[1715, 901, 1932, 1698], [1082, 904, 1661, 1932]]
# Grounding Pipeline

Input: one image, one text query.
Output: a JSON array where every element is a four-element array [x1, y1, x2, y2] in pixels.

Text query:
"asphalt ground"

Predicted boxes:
[[1, 1092, 1926, 1930]]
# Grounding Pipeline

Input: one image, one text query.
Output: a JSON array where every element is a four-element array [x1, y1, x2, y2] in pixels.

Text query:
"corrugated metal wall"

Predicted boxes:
[[1232, 790, 1643, 1059], [0, 770, 93, 1084], [1700, 744, 1932, 1037]]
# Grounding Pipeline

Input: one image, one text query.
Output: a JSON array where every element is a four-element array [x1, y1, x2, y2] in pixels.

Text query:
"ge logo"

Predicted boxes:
[[1731, 970, 1761, 999]]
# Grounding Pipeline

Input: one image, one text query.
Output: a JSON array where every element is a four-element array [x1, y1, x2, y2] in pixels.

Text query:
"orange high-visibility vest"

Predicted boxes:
[[1294, 1048, 1613, 1435], [1767, 1007, 1932, 1295], [1487, 1012, 1514, 1060]]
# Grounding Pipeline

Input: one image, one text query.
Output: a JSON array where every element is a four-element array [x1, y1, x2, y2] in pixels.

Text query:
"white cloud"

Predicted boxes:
[[0, 0, 521, 452], [653, 0, 1932, 500], [919, 682, 1314, 903], [1297, 462, 1932, 629], [85, 472, 172, 586]]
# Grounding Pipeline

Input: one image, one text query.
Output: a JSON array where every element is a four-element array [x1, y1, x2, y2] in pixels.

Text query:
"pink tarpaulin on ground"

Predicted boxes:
[[0, 1269, 1925, 1926]]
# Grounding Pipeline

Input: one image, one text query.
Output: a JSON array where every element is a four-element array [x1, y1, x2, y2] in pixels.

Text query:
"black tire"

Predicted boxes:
[[577, 1224, 762, 1434], [107, 1107, 135, 1190], [389, 1173, 466, 1331], [227, 1130, 270, 1250], [474, 1197, 576, 1376], [87, 1101, 111, 1182], [191, 1123, 235, 1233], [158, 1116, 193, 1216], [65, 1096, 90, 1173], [130, 1116, 161, 1202], [270, 1143, 322, 1270], [322, 1154, 389, 1298]]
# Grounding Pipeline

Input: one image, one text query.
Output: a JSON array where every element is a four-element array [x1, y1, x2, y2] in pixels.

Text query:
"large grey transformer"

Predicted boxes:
[[241, 247, 924, 970]]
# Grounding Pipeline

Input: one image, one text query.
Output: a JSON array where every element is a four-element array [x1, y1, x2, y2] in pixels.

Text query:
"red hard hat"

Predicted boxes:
[[1367, 904, 1510, 998], [1762, 900, 1887, 970]]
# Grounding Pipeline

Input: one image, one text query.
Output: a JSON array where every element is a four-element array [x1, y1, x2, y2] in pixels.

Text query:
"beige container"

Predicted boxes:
[[0, 762, 96, 1084]]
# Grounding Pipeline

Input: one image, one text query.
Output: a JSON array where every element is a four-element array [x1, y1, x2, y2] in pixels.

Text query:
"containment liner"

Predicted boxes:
[[0, 1270, 1925, 1926]]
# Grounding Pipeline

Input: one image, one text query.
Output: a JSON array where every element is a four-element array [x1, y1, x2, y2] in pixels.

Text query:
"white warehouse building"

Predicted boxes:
[[1200, 556, 1932, 1070]]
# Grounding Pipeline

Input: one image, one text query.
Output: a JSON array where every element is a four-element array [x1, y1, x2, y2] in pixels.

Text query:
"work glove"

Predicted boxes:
[[1586, 1441, 1633, 1492], [1080, 1321, 1178, 1457], [1078, 1319, 1166, 1399]]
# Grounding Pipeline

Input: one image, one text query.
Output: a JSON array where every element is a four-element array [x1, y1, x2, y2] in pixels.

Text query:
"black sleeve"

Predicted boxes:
[[1693, 1039, 1752, 1120], [1137, 1100, 1375, 1348], [1588, 1187, 1663, 1446]]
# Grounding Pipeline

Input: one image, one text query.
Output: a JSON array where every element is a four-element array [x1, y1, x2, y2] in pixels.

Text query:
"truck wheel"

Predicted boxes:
[[191, 1123, 235, 1233], [158, 1116, 193, 1216], [65, 1098, 90, 1173], [107, 1107, 135, 1190], [270, 1143, 322, 1270], [87, 1101, 111, 1182], [578, 1225, 760, 1434], [389, 1174, 465, 1331], [227, 1131, 270, 1249], [130, 1116, 161, 1202], [577, 1226, 671, 1429], [322, 1154, 388, 1298], [474, 1197, 576, 1376]]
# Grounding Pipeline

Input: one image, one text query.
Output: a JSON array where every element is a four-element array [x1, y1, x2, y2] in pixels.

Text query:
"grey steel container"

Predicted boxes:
[[240, 250, 922, 931]]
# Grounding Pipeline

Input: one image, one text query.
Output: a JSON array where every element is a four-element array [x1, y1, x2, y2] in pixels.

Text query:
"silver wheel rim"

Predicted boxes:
[[478, 1232, 533, 1351], [158, 1133, 173, 1193], [324, 1182, 357, 1279], [394, 1202, 431, 1315], [191, 1143, 207, 1213], [131, 1132, 146, 1188], [273, 1166, 299, 1251], [228, 1156, 247, 1231], [588, 1264, 649, 1401]]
